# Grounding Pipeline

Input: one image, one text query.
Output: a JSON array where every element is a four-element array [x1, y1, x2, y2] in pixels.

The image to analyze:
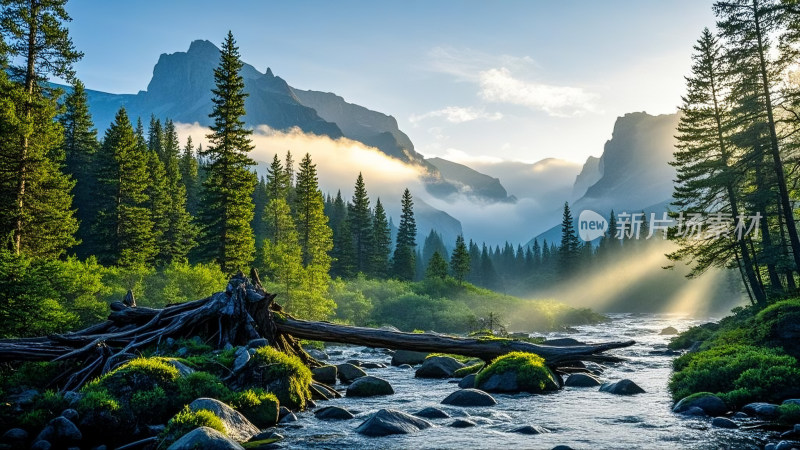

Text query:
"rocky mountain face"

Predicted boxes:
[[426, 157, 515, 203], [572, 156, 602, 200]]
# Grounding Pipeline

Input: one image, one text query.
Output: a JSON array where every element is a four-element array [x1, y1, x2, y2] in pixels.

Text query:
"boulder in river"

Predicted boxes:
[[459, 373, 477, 389], [35, 416, 82, 446], [564, 373, 602, 387], [188, 398, 259, 442], [306, 348, 329, 360], [415, 356, 465, 378], [355, 409, 433, 436], [659, 326, 679, 335], [441, 388, 497, 407], [336, 363, 367, 383], [711, 417, 738, 429], [167, 426, 244, 450], [475, 352, 559, 394], [672, 393, 727, 416], [346, 376, 395, 397], [391, 350, 429, 366], [414, 407, 451, 419], [2, 428, 28, 448], [361, 362, 387, 369], [315, 406, 355, 420], [311, 365, 337, 385], [599, 379, 645, 395], [449, 418, 476, 428], [742, 402, 780, 419], [542, 338, 584, 346], [511, 425, 550, 434]]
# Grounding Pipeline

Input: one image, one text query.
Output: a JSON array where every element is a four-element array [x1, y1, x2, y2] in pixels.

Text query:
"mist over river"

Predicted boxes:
[[278, 314, 774, 449]]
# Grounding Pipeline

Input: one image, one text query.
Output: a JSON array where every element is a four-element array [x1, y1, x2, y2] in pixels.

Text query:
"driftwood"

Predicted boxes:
[[0, 271, 633, 390]]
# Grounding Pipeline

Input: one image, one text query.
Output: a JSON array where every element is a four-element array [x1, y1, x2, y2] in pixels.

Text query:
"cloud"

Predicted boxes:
[[173, 123, 426, 216], [426, 46, 535, 81], [409, 106, 503, 125], [478, 68, 599, 117]]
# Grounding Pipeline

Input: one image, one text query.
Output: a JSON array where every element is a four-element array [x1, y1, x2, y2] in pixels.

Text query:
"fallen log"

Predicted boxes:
[[0, 271, 633, 390], [275, 317, 633, 364]]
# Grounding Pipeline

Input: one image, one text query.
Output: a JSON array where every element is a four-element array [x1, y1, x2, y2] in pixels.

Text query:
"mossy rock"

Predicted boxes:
[[87, 357, 180, 401], [159, 406, 227, 449], [230, 389, 279, 428], [475, 352, 559, 393], [755, 299, 800, 357], [238, 347, 312, 410], [453, 363, 483, 378]]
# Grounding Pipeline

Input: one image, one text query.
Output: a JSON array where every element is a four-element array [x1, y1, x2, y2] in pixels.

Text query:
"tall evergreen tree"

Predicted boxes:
[[348, 173, 373, 273], [293, 153, 332, 268], [422, 230, 448, 267], [450, 235, 470, 283], [94, 108, 155, 267], [197, 31, 257, 273], [0, 0, 81, 256], [559, 202, 581, 276], [179, 136, 200, 216], [59, 79, 98, 258], [393, 188, 417, 281], [369, 198, 392, 278], [144, 124, 170, 264], [426, 251, 449, 280], [329, 191, 354, 278], [158, 119, 195, 263], [148, 115, 164, 158]]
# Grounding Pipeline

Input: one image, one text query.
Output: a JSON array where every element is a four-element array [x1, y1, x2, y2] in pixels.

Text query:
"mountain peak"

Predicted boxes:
[[265, 67, 274, 77], [187, 39, 219, 56]]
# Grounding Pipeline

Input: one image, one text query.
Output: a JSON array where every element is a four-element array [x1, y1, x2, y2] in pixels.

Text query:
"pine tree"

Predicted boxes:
[[148, 115, 164, 158], [94, 107, 155, 267], [144, 125, 170, 264], [467, 239, 482, 284], [348, 173, 372, 273], [393, 188, 417, 281], [59, 79, 98, 258], [369, 198, 392, 278], [329, 191, 354, 278], [158, 119, 196, 263], [422, 230, 448, 267], [559, 202, 581, 276], [479, 243, 498, 289], [426, 251, 449, 280], [293, 153, 333, 268], [266, 154, 289, 201], [197, 31, 257, 273], [0, 0, 82, 255], [179, 136, 200, 216], [450, 234, 470, 283], [261, 198, 305, 313]]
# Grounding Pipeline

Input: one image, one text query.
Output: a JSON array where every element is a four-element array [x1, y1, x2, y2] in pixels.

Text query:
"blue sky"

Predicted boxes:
[[65, 0, 716, 164]]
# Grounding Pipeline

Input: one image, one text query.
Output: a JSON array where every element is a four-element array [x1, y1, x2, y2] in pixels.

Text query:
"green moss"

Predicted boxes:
[[174, 337, 213, 354], [230, 388, 279, 428], [76, 388, 121, 414], [668, 323, 718, 350], [778, 403, 800, 425], [175, 371, 231, 405], [88, 357, 180, 396], [1, 361, 62, 391], [426, 353, 472, 363], [159, 406, 226, 449], [250, 347, 312, 410], [300, 340, 325, 351], [475, 351, 558, 393], [130, 386, 170, 423], [19, 409, 49, 432], [453, 363, 484, 377]]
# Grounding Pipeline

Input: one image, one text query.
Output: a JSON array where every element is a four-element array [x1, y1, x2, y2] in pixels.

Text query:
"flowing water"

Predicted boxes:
[[279, 314, 777, 449]]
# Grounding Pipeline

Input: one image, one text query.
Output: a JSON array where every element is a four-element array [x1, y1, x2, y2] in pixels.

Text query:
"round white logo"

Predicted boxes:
[[578, 210, 607, 241]]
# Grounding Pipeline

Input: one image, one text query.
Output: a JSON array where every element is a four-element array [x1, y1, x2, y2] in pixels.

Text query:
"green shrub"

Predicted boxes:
[[754, 298, 800, 356], [475, 351, 558, 393], [250, 347, 312, 409], [19, 409, 49, 432], [668, 323, 717, 350], [778, 403, 800, 425], [88, 357, 180, 396], [175, 371, 231, 405], [669, 344, 800, 407], [130, 386, 171, 423], [159, 406, 226, 449], [230, 388, 279, 428], [1, 362, 62, 391], [33, 390, 69, 417]]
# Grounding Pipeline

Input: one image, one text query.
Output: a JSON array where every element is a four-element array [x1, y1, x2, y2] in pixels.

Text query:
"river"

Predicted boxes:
[[276, 314, 776, 449]]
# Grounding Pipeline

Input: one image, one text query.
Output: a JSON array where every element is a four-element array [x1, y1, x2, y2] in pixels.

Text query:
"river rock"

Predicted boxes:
[[346, 376, 394, 397], [673, 393, 727, 416], [336, 363, 367, 383], [398, 364, 413, 369], [391, 350, 429, 366], [279, 412, 298, 424], [361, 362, 387, 369], [35, 416, 82, 445], [681, 407, 707, 416], [459, 374, 476, 389], [247, 338, 269, 349], [278, 406, 291, 420], [232, 347, 251, 373], [441, 389, 497, 407], [60, 408, 79, 423], [188, 398, 259, 442], [355, 409, 433, 436], [600, 379, 645, 395], [511, 425, 550, 434], [552, 446, 575, 450], [314, 406, 355, 420], [30, 441, 51, 450], [10, 389, 39, 407], [167, 426, 244, 450], [415, 356, 465, 378], [775, 441, 800, 450], [311, 365, 337, 385], [306, 349, 329, 360], [781, 424, 800, 439], [711, 417, 738, 429], [166, 359, 196, 377], [414, 407, 450, 419], [449, 418, 476, 428], [783, 399, 800, 407], [2, 428, 28, 447], [565, 373, 602, 387], [742, 402, 780, 419], [659, 326, 679, 335], [542, 338, 583, 346]]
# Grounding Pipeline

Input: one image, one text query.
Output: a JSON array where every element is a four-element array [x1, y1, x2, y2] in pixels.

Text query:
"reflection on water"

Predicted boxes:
[[281, 314, 776, 449]]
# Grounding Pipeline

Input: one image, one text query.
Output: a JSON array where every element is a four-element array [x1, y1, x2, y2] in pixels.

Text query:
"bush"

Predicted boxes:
[[250, 347, 312, 410], [1, 361, 62, 391], [754, 298, 800, 357], [669, 344, 800, 407], [230, 389, 279, 428], [159, 406, 226, 449], [475, 351, 558, 393], [778, 403, 800, 425]]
